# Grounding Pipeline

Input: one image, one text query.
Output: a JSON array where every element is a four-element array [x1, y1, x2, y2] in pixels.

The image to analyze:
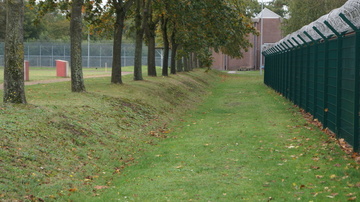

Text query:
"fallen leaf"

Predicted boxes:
[[348, 196, 357, 201], [355, 157, 360, 163], [68, 188, 77, 192], [94, 186, 109, 190], [312, 157, 320, 161], [24, 195, 36, 200]]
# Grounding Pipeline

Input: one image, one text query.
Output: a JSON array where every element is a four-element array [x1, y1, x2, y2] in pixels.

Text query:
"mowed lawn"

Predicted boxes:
[[1, 70, 359, 201], [0, 66, 140, 84], [84, 72, 360, 201]]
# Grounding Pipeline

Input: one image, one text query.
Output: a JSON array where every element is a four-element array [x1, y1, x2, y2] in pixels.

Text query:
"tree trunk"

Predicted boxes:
[[183, 56, 189, 72], [111, 11, 126, 84], [144, 0, 157, 77], [176, 56, 183, 72], [161, 16, 169, 76], [111, 0, 133, 84], [70, 0, 86, 92], [147, 34, 157, 76], [193, 52, 198, 69], [176, 45, 183, 72], [170, 26, 177, 75], [133, 0, 144, 81], [4, 0, 26, 103], [188, 53, 193, 71]]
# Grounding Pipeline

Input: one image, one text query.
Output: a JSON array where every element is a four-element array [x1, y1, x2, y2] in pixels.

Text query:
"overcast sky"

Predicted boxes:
[[258, 0, 273, 3]]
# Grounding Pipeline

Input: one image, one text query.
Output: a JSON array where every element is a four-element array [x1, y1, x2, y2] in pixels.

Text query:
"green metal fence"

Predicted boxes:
[[263, 1, 360, 152]]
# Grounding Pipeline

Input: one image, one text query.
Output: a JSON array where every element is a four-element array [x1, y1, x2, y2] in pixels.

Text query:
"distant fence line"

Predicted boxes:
[[263, 0, 360, 152], [0, 42, 165, 68]]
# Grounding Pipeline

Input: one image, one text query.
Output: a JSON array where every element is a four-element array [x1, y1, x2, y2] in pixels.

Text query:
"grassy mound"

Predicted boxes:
[[0, 69, 218, 200]]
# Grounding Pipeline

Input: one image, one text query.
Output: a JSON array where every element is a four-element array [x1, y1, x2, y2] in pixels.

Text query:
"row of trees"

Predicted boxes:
[[3, 0, 347, 104], [3, 0, 260, 104], [1, 0, 349, 42]]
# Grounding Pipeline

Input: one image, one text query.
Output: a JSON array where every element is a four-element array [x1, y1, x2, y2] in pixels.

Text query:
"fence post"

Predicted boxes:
[[298, 35, 310, 112], [324, 20, 343, 135], [339, 13, 360, 152], [275, 46, 282, 91], [304, 31, 318, 117], [277, 45, 286, 95], [283, 42, 292, 100], [354, 31, 360, 152], [293, 37, 304, 108], [39, 45, 42, 68], [313, 26, 329, 128], [280, 43, 288, 97], [287, 40, 297, 103]]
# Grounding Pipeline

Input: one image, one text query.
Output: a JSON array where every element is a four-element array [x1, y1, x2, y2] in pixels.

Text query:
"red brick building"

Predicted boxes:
[[212, 8, 283, 71]]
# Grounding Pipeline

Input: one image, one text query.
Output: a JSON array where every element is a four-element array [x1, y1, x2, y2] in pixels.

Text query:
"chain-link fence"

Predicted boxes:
[[0, 42, 164, 68], [263, 0, 360, 152]]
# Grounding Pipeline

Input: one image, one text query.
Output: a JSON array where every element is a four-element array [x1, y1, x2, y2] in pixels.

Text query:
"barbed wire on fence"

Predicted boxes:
[[262, 0, 360, 152], [263, 0, 360, 54]]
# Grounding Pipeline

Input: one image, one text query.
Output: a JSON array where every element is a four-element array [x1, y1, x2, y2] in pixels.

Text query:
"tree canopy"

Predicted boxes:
[[266, 0, 289, 18], [2, 0, 260, 102], [158, 0, 257, 64], [282, 0, 347, 35]]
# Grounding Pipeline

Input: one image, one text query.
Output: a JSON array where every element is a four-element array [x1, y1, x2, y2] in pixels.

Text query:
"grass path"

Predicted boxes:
[[87, 72, 359, 201]]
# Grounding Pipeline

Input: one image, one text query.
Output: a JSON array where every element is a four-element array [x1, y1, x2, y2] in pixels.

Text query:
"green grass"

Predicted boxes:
[[88, 72, 359, 201], [1, 70, 359, 201], [0, 66, 158, 84], [0, 69, 215, 201]]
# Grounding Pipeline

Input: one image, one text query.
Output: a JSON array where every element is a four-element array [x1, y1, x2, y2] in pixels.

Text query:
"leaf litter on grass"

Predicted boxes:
[[99, 72, 360, 201], [0, 70, 216, 201]]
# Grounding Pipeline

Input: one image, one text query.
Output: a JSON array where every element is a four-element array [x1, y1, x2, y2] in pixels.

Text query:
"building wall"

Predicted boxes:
[[255, 18, 283, 69], [212, 17, 282, 71]]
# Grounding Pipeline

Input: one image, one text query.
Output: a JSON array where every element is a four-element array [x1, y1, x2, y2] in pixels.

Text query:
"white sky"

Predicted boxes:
[[258, 0, 273, 3]]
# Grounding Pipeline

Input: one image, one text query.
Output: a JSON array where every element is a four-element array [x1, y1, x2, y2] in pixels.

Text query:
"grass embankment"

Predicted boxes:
[[0, 69, 216, 200], [1, 70, 359, 201]]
